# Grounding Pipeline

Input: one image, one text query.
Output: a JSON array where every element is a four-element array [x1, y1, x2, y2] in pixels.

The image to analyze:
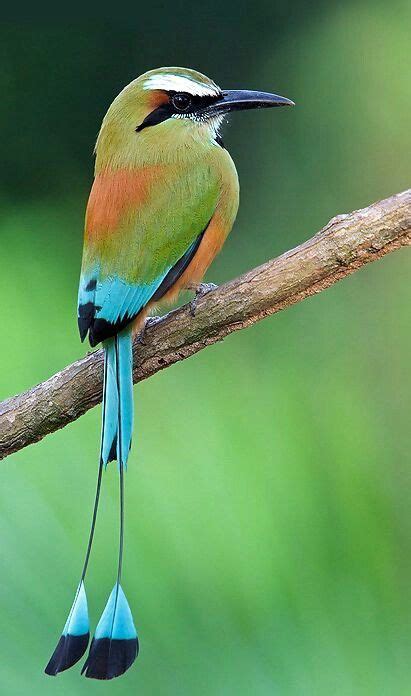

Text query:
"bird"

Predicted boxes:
[[45, 66, 294, 681]]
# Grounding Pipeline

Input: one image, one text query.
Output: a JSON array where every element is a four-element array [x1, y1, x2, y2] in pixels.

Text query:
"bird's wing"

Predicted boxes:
[[78, 162, 221, 346]]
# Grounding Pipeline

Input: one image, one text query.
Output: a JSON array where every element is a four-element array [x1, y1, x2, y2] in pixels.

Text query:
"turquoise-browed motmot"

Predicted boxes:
[[45, 66, 293, 680]]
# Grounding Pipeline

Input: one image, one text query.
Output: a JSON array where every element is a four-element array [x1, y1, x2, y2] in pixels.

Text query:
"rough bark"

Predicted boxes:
[[0, 189, 410, 459]]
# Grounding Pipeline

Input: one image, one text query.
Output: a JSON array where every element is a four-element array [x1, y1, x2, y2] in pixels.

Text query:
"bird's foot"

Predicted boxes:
[[189, 283, 218, 317], [136, 315, 161, 345]]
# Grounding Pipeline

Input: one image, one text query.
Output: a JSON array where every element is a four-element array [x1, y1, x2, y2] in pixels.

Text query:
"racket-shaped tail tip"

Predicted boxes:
[[82, 584, 138, 680], [45, 581, 90, 676]]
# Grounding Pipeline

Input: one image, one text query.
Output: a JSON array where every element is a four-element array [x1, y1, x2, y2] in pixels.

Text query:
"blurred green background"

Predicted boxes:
[[0, 6, 410, 694]]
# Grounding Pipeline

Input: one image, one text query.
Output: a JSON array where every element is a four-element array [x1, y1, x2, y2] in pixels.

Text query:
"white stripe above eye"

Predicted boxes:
[[143, 74, 220, 97]]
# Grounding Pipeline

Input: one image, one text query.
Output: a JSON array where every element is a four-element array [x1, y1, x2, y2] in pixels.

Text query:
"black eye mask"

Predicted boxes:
[[136, 92, 221, 132]]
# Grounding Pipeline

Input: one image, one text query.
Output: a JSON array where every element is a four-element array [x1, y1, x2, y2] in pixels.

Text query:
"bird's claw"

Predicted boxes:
[[136, 315, 161, 345], [189, 283, 218, 317]]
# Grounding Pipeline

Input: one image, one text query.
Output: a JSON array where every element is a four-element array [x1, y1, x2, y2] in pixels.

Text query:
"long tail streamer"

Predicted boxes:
[[45, 328, 138, 679]]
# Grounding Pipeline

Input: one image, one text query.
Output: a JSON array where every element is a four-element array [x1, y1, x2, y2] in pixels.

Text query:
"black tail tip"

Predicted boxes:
[[45, 632, 90, 676], [81, 637, 139, 680]]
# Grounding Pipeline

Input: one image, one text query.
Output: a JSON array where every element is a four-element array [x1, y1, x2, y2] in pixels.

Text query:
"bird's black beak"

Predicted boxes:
[[208, 89, 295, 115]]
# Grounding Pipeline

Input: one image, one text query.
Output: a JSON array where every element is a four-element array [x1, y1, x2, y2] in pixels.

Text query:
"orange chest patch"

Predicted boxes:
[[85, 167, 161, 238]]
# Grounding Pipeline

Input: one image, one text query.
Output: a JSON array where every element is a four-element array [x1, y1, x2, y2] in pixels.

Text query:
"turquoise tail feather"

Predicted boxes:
[[102, 327, 133, 468], [45, 581, 90, 676], [46, 326, 135, 678], [83, 326, 138, 680], [81, 583, 138, 680]]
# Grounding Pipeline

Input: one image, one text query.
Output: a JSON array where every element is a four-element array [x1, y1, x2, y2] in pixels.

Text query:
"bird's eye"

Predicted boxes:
[[171, 93, 192, 112]]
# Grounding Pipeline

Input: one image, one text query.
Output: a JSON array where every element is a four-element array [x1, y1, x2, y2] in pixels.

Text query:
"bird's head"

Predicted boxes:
[[95, 67, 294, 170]]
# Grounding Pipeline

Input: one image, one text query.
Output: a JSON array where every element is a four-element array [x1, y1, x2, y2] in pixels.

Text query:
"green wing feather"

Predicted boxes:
[[78, 161, 221, 344]]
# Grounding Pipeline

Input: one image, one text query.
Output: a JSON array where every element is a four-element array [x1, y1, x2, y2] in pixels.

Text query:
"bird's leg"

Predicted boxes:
[[136, 315, 161, 345], [188, 282, 218, 317]]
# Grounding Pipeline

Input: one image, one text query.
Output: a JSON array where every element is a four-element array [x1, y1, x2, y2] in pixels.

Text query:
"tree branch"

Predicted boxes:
[[1, 190, 410, 460]]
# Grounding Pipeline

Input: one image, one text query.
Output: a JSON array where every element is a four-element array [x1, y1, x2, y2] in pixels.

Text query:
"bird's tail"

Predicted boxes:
[[101, 328, 133, 469], [45, 327, 138, 679]]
